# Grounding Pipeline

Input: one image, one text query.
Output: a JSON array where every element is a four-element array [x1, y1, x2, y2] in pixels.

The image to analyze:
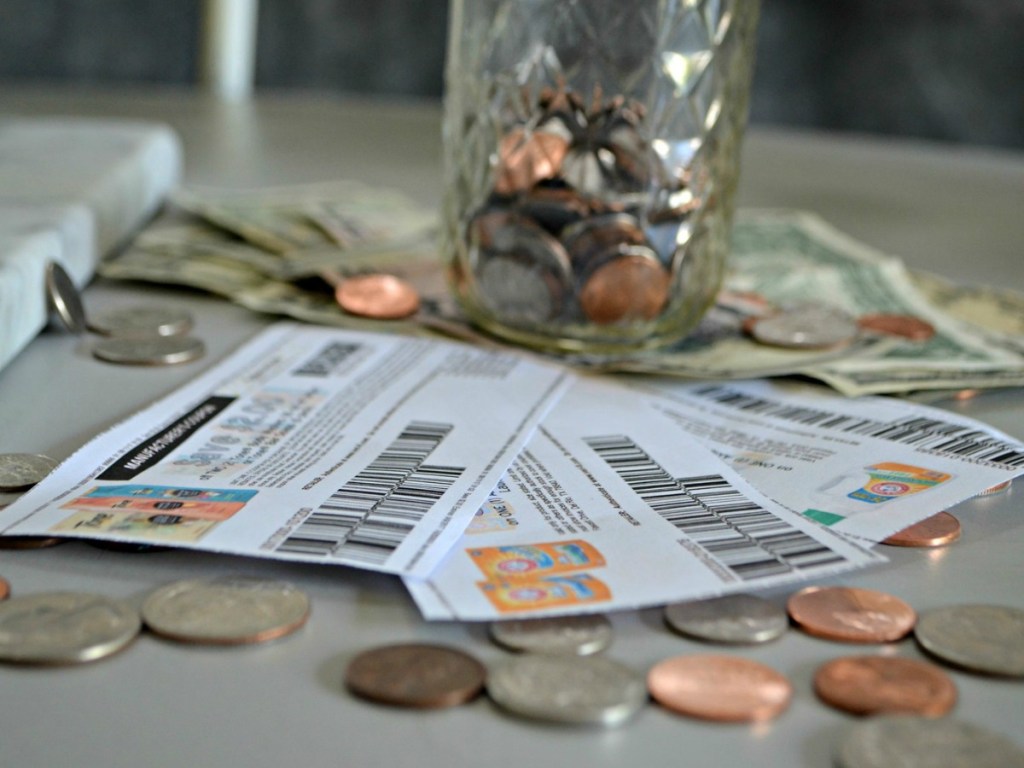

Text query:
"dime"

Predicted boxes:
[[978, 479, 1012, 496], [835, 716, 1024, 768], [786, 586, 916, 643], [88, 306, 194, 337], [914, 604, 1024, 677], [334, 274, 420, 320], [647, 654, 792, 722], [752, 304, 859, 349], [0, 591, 141, 664], [141, 576, 310, 645], [488, 614, 613, 656], [881, 511, 961, 547], [577, 245, 670, 325], [0, 453, 59, 492], [858, 313, 936, 341], [663, 593, 788, 644], [91, 335, 206, 366], [813, 655, 957, 717], [44, 260, 88, 334], [345, 643, 486, 708], [0, 536, 64, 550], [487, 654, 646, 726]]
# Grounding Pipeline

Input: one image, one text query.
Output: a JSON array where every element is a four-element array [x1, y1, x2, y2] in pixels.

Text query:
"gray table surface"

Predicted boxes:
[[1, 88, 1022, 768]]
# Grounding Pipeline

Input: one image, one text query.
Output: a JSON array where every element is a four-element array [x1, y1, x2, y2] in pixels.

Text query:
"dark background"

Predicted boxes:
[[1, 0, 1021, 149]]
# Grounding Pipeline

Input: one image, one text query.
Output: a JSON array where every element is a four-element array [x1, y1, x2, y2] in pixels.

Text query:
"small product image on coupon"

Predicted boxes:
[[467, 539, 606, 580], [478, 573, 612, 613], [804, 462, 952, 525]]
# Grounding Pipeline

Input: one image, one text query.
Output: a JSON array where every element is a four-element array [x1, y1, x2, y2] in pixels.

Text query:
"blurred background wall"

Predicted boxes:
[[1, 0, 1021, 149]]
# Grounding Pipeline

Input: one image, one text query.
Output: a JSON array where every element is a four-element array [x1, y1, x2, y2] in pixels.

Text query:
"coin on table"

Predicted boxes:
[[0, 453, 59, 492], [0, 577, 9, 601], [835, 716, 1024, 768], [663, 593, 789, 644], [345, 643, 486, 708], [44, 260, 88, 334], [141, 576, 310, 645], [334, 274, 420, 320], [882, 511, 961, 547], [487, 654, 646, 726], [488, 614, 613, 656], [91, 335, 206, 366], [787, 586, 916, 643], [813, 655, 957, 717], [977, 479, 1012, 496], [0, 591, 141, 664], [647, 654, 792, 723], [857, 313, 936, 341], [914, 604, 1024, 677], [88, 306, 194, 337], [752, 304, 859, 349]]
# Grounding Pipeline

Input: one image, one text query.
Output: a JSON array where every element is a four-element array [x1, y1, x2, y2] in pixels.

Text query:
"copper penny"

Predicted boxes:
[[882, 511, 961, 548], [0, 577, 9, 601], [494, 127, 570, 195], [0, 536, 65, 550], [978, 479, 1012, 496], [579, 246, 670, 324], [814, 655, 957, 717], [787, 586, 916, 643], [858, 313, 936, 341], [334, 274, 420, 320], [345, 643, 486, 709], [647, 654, 792, 722]]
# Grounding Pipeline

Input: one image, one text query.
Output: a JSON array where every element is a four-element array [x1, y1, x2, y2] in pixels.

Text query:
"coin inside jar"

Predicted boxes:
[[334, 273, 420, 320], [494, 126, 571, 196], [882, 511, 961, 547], [577, 244, 670, 324], [786, 586, 917, 643], [488, 614, 613, 656], [91, 335, 206, 366], [813, 655, 957, 717], [345, 643, 486, 708], [647, 654, 792, 723]]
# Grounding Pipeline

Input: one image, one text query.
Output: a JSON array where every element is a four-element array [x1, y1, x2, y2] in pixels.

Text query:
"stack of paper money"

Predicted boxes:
[[100, 182, 1024, 397]]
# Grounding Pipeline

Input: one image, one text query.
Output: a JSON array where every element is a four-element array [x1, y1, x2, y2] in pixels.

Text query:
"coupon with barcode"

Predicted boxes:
[[0, 323, 573, 577], [406, 377, 882, 620], [635, 378, 1024, 542]]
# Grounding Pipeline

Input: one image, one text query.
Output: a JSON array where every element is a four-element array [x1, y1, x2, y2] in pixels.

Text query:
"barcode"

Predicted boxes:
[[276, 421, 464, 564], [293, 342, 362, 377], [693, 385, 1024, 469], [584, 434, 848, 581]]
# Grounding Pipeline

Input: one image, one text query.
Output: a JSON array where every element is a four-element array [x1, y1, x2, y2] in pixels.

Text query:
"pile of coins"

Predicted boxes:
[[460, 86, 694, 329], [44, 260, 204, 366]]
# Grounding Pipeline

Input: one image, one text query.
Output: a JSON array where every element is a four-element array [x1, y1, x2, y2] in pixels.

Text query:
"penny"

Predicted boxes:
[[578, 245, 670, 324], [0, 453, 59, 492], [487, 654, 646, 726], [978, 479, 1012, 496], [0, 536, 65, 550], [0, 591, 141, 664], [91, 335, 206, 366], [858, 313, 936, 341], [835, 716, 1024, 768], [44, 260, 88, 334], [141, 576, 310, 645], [88, 306, 194, 337], [752, 304, 859, 349], [647, 654, 792, 723], [488, 614, 613, 656], [881, 511, 961, 547], [813, 655, 957, 717], [914, 604, 1024, 677], [334, 273, 420, 320], [0, 577, 8, 601], [494, 127, 570, 195], [345, 643, 486, 709], [663, 593, 788, 644], [786, 586, 916, 643]]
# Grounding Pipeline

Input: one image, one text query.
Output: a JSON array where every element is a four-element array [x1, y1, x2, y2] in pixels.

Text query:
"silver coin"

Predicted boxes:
[[91, 335, 205, 366], [44, 260, 88, 334], [914, 604, 1024, 677], [752, 304, 858, 349], [0, 591, 141, 664], [141, 576, 311, 645], [664, 593, 788, 644], [486, 654, 647, 726], [0, 453, 59, 492], [89, 306, 194, 338], [488, 614, 613, 656], [835, 716, 1024, 768]]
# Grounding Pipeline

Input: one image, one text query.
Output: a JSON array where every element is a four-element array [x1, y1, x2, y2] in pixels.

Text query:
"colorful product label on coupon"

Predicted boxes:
[[467, 539, 605, 580], [478, 573, 612, 613], [845, 462, 952, 504], [78, 485, 257, 503], [51, 509, 223, 542]]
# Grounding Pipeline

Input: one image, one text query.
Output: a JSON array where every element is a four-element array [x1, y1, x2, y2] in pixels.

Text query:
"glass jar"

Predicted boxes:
[[441, 0, 761, 354]]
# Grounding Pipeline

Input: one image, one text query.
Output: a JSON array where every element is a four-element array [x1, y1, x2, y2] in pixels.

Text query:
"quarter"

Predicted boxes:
[[91, 336, 206, 366], [345, 643, 486, 708], [141, 576, 310, 645], [0, 453, 59, 492], [488, 614, 613, 656], [663, 593, 788, 644], [89, 305, 195, 337], [813, 655, 957, 717], [787, 586, 916, 643], [44, 260, 88, 334], [914, 604, 1024, 677], [752, 304, 859, 349]]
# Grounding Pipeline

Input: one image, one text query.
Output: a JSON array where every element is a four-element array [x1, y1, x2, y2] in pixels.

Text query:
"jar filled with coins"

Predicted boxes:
[[441, 0, 761, 353]]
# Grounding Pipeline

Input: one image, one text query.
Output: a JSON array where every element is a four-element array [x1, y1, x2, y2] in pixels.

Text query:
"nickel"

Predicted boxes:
[[0, 453, 59, 492], [813, 655, 957, 717], [752, 304, 859, 349], [663, 593, 788, 644], [44, 260, 88, 334], [345, 643, 486, 708], [914, 604, 1024, 677], [88, 306, 194, 337], [786, 586, 916, 643], [488, 614, 613, 656], [91, 335, 206, 366]]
